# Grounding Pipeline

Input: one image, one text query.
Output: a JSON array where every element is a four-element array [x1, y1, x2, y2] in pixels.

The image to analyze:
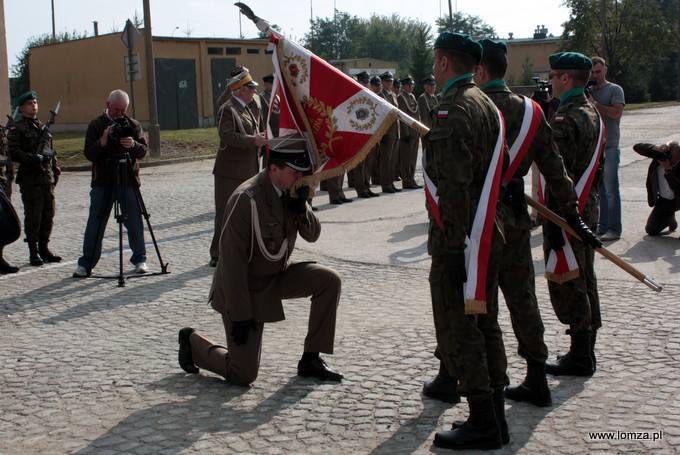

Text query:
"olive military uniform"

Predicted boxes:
[[397, 81, 421, 189], [8, 116, 60, 246], [425, 73, 508, 402], [0, 131, 12, 196], [482, 80, 578, 364]]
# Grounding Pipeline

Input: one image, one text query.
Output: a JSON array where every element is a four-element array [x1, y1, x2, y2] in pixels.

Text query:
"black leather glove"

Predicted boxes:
[[443, 252, 467, 289], [231, 320, 256, 346], [505, 177, 525, 217], [288, 185, 309, 215], [565, 213, 603, 249], [544, 220, 565, 251], [27, 154, 43, 166]]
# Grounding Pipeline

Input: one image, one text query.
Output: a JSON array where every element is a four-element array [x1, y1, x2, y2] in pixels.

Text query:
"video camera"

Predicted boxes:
[[584, 80, 597, 97], [108, 117, 135, 144], [531, 76, 552, 103]]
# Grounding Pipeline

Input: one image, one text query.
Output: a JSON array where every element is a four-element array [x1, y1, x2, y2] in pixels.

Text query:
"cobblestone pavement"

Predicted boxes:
[[1, 106, 679, 454]]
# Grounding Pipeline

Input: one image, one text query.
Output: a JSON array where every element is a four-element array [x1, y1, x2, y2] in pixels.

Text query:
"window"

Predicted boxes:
[[226, 47, 241, 55], [265, 49, 273, 55], [247, 48, 260, 54], [207, 47, 223, 55]]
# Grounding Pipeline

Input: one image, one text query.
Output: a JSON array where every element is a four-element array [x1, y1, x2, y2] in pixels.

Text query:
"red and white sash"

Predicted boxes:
[[423, 107, 505, 314], [540, 113, 605, 283], [505, 96, 543, 184]]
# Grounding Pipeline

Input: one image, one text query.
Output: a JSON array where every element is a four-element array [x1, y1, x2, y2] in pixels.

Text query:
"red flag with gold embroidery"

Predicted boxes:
[[270, 35, 399, 185]]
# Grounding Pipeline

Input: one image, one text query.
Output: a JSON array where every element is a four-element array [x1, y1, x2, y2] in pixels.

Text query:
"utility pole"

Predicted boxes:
[[143, 0, 161, 157], [51, 0, 56, 39]]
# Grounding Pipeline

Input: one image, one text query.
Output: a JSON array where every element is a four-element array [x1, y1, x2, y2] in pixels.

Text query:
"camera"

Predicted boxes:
[[531, 76, 552, 103], [108, 117, 135, 144], [584, 80, 597, 97], [635, 148, 672, 162]]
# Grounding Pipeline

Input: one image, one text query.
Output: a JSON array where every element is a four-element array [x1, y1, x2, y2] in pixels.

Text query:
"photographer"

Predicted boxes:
[[73, 89, 148, 278], [634, 141, 680, 236]]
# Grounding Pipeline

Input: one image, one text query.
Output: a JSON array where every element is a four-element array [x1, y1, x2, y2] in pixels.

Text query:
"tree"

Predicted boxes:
[[407, 23, 434, 97], [435, 12, 497, 38], [11, 30, 89, 98], [561, 0, 679, 101], [518, 55, 535, 85], [304, 11, 366, 61]]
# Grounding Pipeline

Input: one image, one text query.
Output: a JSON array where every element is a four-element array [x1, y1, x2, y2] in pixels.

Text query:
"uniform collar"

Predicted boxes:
[[480, 79, 506, 90], [558, 87, 585, 109], [442, 73, 474, 96]]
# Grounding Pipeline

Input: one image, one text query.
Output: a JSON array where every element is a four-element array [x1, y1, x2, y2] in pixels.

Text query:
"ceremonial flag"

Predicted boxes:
[[269, 34, 399, 186]]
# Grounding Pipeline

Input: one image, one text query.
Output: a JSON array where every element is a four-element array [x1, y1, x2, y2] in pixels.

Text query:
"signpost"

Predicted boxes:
[[121, 19, 140, 117]]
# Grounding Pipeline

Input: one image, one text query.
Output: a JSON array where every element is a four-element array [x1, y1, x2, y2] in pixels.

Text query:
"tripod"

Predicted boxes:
[[93, 149, 169, 286]]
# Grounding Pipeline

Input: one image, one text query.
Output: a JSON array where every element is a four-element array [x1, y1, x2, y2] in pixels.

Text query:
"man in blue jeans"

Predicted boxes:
[[588, 57, 625, 241], [73, 90, 148, 277]]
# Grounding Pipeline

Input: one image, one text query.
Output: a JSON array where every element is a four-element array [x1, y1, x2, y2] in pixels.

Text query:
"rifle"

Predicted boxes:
[[35, 101, 61, 162], [0, 107, 19, 168]]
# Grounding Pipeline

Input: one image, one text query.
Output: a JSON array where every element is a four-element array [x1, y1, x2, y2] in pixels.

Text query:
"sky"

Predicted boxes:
[[4, 0, 571, 72]]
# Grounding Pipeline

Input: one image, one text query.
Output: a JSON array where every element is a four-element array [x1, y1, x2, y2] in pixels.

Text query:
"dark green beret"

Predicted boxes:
[[434, 32, 482, 64], [400, 75, 415, 84], [549, 52, 592, 70], [17, 91, 37, 105], [478, 38, 507, 55]]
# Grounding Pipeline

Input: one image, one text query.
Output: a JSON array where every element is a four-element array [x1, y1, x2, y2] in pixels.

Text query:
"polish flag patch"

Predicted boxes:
[[554, 115, 565, 122], [437, 111, 448, 118]]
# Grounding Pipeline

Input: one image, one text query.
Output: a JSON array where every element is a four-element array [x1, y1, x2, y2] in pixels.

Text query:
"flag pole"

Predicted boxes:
[[525, 195, 662, 292]]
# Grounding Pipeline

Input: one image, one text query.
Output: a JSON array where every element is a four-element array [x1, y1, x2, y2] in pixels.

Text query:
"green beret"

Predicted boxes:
[[17, 91, 37, 106], [434, 32, 482, 64], [478, 38, 507, 55], [549, 52, 592, 70]]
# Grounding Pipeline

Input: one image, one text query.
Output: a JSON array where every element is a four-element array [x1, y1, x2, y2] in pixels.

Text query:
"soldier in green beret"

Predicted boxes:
[[471, 39, 599, 407], [542, 52, 604, 377], [424, 32, 507, 450], [8, 91, 62, 266]]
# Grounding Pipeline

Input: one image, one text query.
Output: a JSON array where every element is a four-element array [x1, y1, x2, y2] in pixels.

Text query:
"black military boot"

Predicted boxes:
[[451, 390, 509, 445], [0, 247, 19, 274], [505, 360, 552, 407], [434, 397, 503, 450], [38, 241, 62, 263], [28, 242, 43, 266], [591, 330, 598, 372], [423, 360, 461, 403], [546, 332, 594, 376]]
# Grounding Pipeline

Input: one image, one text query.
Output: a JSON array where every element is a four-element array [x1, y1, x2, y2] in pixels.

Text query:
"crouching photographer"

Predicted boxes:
[[633, 141, 680, 236], [73, 89, 148, 278]]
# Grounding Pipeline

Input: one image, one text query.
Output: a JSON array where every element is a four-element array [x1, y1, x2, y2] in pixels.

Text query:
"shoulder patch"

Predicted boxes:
[[554, 115, 565, 123], [437, 111, 449, 118]]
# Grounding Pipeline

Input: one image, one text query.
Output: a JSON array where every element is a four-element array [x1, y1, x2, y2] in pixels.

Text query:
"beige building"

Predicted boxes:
[[28, 31, 274, 131], [329, 58, 399, 78], [505, 33, 561, 84]]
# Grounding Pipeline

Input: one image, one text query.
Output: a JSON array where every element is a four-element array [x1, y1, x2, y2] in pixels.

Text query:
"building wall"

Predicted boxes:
[[330, 58, 398, 77], [506, 38, 561, 84], [28, 32, 274, 131]]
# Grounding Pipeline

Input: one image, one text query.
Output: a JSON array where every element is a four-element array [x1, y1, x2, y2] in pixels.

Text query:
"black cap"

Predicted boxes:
[[267, 134, 312, 172], [380, 71, 394, 81], [355, 71, 370, 83], [370, 76, 381, 86], [393, 80, 402, 88], [422, 74, 436, 85], [400, 75, 415, 85], [262, 74, 275, 83]]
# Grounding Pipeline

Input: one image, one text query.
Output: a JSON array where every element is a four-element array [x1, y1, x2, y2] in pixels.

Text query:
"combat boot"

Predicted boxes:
[[28, 242, 43, 266], [450, 390, 509, 445], [434, 397, 503, 450], [546, 332, 594, 376], [0, 247, 19, 274], [423, 360, 461, 403], [505, 360, 552, 407], [38, 241, 62, 263]]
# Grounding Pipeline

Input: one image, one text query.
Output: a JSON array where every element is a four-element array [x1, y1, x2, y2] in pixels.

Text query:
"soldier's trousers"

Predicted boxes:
[[498, 223, 549, 362], [543, 233, 601, 335], [398, 135, 419, 188], [190, 262, 341, 386], [378, 139, 398, 191], [429, 230, 508, 402], [19, 183, 54, 243], [211, 175, 247, 259]]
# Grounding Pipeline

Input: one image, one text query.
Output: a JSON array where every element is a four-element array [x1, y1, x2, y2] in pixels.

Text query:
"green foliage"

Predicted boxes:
[[408, 23, 434, 97], [561, 0, 680, 101], [303, 11, 429, 72], [11, 30, 89, 99], [519, 55, 535, 85], [435, 12, 497, 38]]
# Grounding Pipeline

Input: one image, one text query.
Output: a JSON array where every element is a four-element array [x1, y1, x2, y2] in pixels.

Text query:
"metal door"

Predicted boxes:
[[155, 58, 199, 130]]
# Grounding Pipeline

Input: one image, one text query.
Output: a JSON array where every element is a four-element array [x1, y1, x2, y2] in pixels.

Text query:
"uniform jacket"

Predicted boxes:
[[635, 143, 680, 209], [83, 113, 147, 187], [209, 169, 321, 323], [213, 95, 263, 180], [549, 93, 601, 226], [418, 92, 439, 129], [482, 82, 578, 229], [0, 134, 11, 189], [8, 117, 60, 186], [378, 88, 400, 140], [260, 89, 280, 138], [398, 91, 420, 139], [423, 75, 504, 256]]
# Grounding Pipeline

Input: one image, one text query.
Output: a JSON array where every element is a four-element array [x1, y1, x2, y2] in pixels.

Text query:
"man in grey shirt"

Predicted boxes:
[[588, 57, 625, 241]]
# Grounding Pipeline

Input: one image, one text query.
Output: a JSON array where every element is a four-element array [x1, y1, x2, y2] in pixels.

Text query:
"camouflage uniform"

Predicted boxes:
[[8, 117, 60, 244], [424, 74, 508, 402], [483, 81, 578, 363], [545, 91, 601, 334]]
